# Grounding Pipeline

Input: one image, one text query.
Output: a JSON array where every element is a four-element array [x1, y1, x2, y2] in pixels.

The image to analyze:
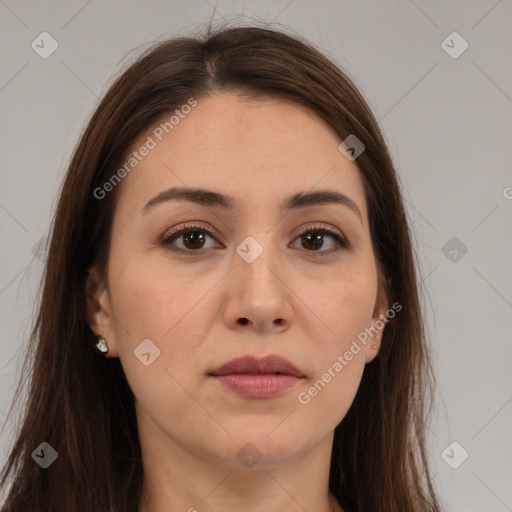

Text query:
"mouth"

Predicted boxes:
[[207, 354, 306, 399]]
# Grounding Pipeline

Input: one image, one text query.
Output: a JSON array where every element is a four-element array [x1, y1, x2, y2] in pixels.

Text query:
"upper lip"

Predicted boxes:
[[208, 355, 305, 378]]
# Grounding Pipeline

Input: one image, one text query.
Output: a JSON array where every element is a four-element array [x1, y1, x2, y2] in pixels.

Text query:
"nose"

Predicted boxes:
[[222, 238, 294, 334]]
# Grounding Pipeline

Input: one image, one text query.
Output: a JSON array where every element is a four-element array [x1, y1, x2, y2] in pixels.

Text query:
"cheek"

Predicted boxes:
[[290, 261, 377, 424], [108, 250, 214, 340], [107, 251, 222, 399], [107, 256, 209, 426], [298, 260, 378, 350]]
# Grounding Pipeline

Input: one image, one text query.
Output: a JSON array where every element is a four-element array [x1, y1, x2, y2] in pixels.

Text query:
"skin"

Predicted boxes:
[[87, 93, 388, 512]]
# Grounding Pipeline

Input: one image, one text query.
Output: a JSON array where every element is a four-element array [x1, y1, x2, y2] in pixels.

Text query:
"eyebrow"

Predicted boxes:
[[141, 186, 363, 223]]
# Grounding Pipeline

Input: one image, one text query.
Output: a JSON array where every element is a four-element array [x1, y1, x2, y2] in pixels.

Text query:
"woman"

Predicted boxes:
[[1, 23, 442, 512]]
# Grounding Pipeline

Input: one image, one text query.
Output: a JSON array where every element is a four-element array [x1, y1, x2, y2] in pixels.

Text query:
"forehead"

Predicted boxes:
[[114, 93, 367, 220]]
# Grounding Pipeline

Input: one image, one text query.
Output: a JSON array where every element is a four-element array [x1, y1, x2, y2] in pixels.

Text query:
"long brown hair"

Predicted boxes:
[[1, 21, 442, 512]]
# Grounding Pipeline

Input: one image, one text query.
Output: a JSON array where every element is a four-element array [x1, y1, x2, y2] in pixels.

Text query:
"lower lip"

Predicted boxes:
[[211, 374, 302, 398]]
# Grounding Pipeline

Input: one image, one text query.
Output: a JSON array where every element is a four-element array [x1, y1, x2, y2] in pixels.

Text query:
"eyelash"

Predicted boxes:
[[159, 222, 351, 257]]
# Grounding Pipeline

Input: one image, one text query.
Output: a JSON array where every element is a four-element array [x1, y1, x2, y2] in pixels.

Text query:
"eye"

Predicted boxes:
[[290, 225, 350, 256], [159, 222, 350, 257], [159, 222, 222, 255]]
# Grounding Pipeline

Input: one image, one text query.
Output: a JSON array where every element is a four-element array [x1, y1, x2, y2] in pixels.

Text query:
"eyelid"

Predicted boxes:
[[162, 221, 218, 240], [291, 222, 345, 241]]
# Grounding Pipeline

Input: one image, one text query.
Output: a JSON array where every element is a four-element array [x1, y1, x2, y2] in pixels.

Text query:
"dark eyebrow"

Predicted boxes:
[[141, 186, 363, 223]]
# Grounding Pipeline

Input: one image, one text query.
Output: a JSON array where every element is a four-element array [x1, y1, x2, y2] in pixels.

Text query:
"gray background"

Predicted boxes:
[[1, 1, 511, 510]]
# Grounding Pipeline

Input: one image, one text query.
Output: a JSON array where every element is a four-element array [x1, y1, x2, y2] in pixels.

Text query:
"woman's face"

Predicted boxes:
[[88, 93, 388, 470]]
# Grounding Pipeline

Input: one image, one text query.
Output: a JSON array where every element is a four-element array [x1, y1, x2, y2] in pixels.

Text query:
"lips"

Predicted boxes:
[[208, 355, 306, 399], [208, 354, 305, 378]]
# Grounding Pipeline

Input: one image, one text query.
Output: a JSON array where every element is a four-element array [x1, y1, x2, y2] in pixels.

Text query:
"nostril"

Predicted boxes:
[[238, 318, 249, 325]]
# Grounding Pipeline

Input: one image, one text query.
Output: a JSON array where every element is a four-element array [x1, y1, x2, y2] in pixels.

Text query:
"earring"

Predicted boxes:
[[94, 335, 109, 355]]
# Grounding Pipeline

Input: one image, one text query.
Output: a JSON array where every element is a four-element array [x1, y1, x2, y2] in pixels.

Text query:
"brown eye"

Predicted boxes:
[[160, 223, 221, 255], [291, 227, 350, 255], [177, 230, 208, 250], [300, 231, 324, 251]]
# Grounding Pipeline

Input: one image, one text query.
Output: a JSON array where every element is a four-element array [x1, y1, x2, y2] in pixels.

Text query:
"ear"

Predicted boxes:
[[364, 281, 390, 364], [86, 266, 119, 358]]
